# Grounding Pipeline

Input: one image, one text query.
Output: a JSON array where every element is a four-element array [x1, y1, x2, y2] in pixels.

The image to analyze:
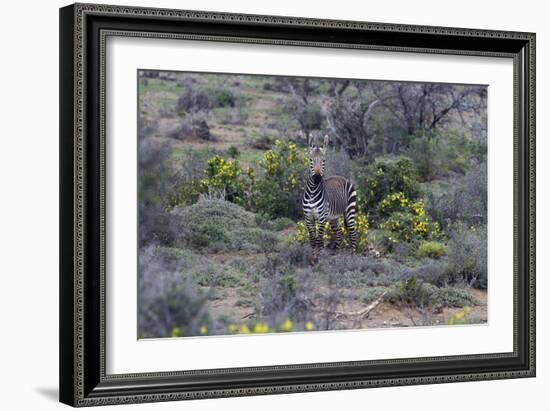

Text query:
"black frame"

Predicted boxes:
[[60, 3, 536, 407]]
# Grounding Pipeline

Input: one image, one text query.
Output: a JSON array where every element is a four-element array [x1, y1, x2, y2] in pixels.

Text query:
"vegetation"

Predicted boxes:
[[137, 70, 488, 338], [416, 241, 448, 259]]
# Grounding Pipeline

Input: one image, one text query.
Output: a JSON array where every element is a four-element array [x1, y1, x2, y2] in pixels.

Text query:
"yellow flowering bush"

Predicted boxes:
[[170, 326, 183, 337], [224, 319, 315, 335], [354, 157, 421, 219], [379, 191, 410, 211], [447, 306, 473, 325], [379, 192, 426, 218], [200, 140, 308, 219], [355, 213, 370, 251], [279, 319, 293, 332], [250, 139, 308, 218], [378, 192, 440, 246], [203, 155, 241, 187], [200, 155, 251, 205], [290, 220, 309, 244], [416, 240, 448, 259], [253, 322, 271, 333], [290, 201, 369, 252], [259, 139, 308, 191]]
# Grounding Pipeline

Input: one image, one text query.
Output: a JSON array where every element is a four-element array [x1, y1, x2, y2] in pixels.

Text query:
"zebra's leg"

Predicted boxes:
[[316, 216, 327, 250], [344, 210, 358, 252], [329, 218, 343, 250], [305, 214, 317, 249]]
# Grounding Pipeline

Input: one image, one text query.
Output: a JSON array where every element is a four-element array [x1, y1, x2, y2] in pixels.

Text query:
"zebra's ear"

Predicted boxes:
[[323, 134, 329, 149], [308, 132, 314, 148]]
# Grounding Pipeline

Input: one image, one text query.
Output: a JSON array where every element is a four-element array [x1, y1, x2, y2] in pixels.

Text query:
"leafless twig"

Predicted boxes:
[[333, 291, 388, 320]]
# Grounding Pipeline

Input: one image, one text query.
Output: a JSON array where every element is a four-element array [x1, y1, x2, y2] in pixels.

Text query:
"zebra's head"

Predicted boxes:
[[308, 133, 329, 179]]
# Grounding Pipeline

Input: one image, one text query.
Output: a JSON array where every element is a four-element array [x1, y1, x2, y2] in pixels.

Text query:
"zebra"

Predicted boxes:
[[303, 134, 358, 252]]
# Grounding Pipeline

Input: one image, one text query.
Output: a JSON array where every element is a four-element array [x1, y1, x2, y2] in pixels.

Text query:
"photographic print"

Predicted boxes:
[[137, 69, 488, 339], [60, 5, 535, 404]]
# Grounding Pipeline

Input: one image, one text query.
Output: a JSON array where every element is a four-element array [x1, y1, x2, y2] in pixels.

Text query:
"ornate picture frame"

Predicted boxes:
[[59, 3, 535, 407]]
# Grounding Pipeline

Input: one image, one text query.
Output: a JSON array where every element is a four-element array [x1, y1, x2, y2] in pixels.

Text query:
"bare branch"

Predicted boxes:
[[333, 291, 388, 320]]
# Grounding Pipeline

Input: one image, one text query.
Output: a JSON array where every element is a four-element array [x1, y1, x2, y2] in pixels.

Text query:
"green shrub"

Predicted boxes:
[[351, 158, 442, 250], [386, 276, 432, 306], [174, 197, 255, 227], [167, 180, 202, 209], [226, 145, 241, 158], [139, 245, 199, 274], [167, 146, 216, 208], [377, 194, 440, 248], [189, 222, 229, 249], [277, 243, 315, 267], [386, 276, 478, 308], [177, 87, 211, 113], [200, 155, 252, 206], [212, 88, 236, 108], [138, 245, 213, 338], [416, 241, 448, 259], [191, 264, 247, 287], [258, 140, 307, 190], [353, 157, 421, 221], [198, 140, 307, 219], [249, 178, 290, 219], [229, 227, 277, 252], [270, 217, 295, 231], [177, 84, 237, 113], [138, 137, 176, 246], [400, 259, 451, 287], [408, 132, 442, 181], [313, 254, 400, 288], [250, 139, 308, 219], [332, 269, 373, 289], [141, 284, 212, 338], [259, 256, 316, 324], [255, 215, 295, 231], [407, 129, 480, 181], [425, 162, 487, 229], [171, 199, 277, 253], [431, 287, 479, 308], [446, 224, 487, 289]]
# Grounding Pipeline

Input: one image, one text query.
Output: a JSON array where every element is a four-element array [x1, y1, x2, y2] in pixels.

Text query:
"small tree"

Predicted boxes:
[[325, 80, 381, 158], [370, 82, 486, 136]]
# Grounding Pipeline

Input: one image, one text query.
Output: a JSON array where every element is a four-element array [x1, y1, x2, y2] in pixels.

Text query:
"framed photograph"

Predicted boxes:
[[59, 3, 536, 407]]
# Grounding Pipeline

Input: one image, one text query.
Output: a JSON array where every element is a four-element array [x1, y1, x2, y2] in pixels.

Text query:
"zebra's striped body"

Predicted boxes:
[[303, 134, 358, 252]]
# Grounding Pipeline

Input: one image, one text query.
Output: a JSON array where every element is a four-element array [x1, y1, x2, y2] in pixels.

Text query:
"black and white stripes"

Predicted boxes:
[[303, 134, 358, 252]]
